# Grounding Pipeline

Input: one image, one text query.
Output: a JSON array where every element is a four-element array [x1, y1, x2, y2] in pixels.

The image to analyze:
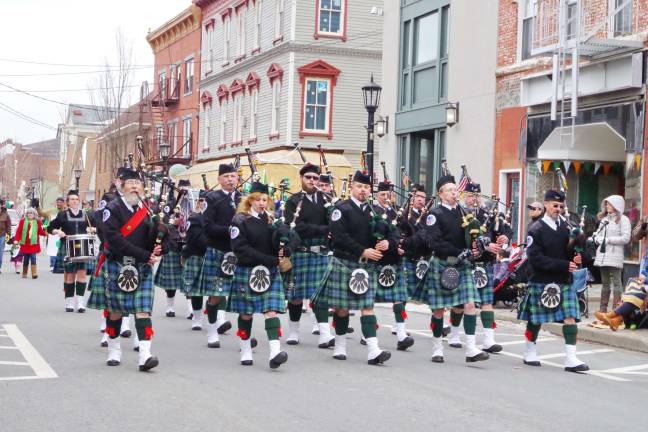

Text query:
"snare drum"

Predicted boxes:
[[65, 234, 97, 263]]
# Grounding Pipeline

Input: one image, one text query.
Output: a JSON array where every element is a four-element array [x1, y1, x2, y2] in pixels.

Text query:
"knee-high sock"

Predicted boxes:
[[480, 310, 495, 329], [360, 315, 377, 339], [393, 303, 407, 323], [106, 318, 122, 339], [463, 314, 477, 336], [63, 282, 75, 298], [237, 316, 253, 340], [217, 296, 227, 310], [135, 318, 154, 341], [313, 303, 329, 323], [450, 309, 464, 327], [205, 302, 218, 324], [288, 302, 303, 322], [75, 281, 87, 297], [191, 296, 203, 311], [525, 323, 541, 342], [265, 317, 281, 341], [431, 316, 444, 338], [165, 289, 176, 298], [333, 314, 349, 335], [562, 324, 578, 345]]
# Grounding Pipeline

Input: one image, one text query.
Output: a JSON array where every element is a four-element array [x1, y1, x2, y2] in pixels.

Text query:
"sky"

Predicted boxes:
[[0, 0, 189, 144]]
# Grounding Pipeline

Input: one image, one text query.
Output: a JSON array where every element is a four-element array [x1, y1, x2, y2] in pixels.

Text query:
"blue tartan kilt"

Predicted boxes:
[[154, 250, 183, 290], [518, 282, 580, 324], [375, 261, 408, 303], [52, 243, 66, 274], [198, 248, 234, 297], [180, 255, 204, 296], [87, 264, 107, 310], [313, 256, 379, 310], [473, 263, 495, 305], [228, 265, 286, 314], [404, 257, 432, 302], [423, 257, 479, 310], [287, 239, 329, 301], [104, 260, 154, 314]]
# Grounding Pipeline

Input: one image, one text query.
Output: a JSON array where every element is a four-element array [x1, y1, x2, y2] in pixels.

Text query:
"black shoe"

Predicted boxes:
[[368, 351, 391, 365], [139, 356, 159, 372], [360, 338, 367, 346], [347, 326, 355, 334], [207, 341, 221, 348], [120, 330, 132, 338], [217, 321, 232, 334], [106, 360, 120, 367], [449, 342, 462, 349], [431, 355, 444, 363], [466, 351, 490, 363], [269, 351, 288, 369], [397, 336, 415, 351], [65, 308, 74, 313], [312, 329, 320, 335], [100, 341, 108, 348], [192, 325, 202, 331], [523, 360, 541, 367], [133, 346, 140, 352], [241, 360, 253, 366], [391, 330, 411, 336], [318, 338, 335, 349], [251, 338, 258, 349], [483, 344, 502, 354], [186, 313, 193, 320], [32, 275, 38, 279], [166, 311, 176, 318], [333, 354, 347, 360], [565, 363, 589, 373], [77, 308, 86, 313], [286, 339, 299, 346], [442, 326, 451, 337]]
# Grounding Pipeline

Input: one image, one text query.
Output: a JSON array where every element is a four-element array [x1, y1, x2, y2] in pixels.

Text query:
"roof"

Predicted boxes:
[[22, 138, 59, 159], [67, 104, 121, 127]]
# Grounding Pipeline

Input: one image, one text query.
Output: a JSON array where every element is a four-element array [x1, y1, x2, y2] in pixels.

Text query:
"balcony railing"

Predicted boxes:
[[151, 77, 180, 107]]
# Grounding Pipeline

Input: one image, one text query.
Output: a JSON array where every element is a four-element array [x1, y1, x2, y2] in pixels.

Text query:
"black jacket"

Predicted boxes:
[[182, 212, 207, 258], [284, 191, 329, 241], [230, 212, 279, 268], [203, 189, 240, 251], [527, 218, 574, 284], [47, 208, 89, 236], [405, 204, 468, 261], [374, 203, 404, 265], [102, 198, 159, 264]]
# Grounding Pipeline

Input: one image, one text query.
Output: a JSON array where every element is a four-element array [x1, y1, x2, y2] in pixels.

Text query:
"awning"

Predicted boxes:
[[537, 122, 626, 162], [174, 147, 353, 190]]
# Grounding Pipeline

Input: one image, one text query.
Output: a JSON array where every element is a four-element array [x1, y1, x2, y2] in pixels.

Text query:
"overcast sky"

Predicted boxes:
[[0, 0, 189, 144]]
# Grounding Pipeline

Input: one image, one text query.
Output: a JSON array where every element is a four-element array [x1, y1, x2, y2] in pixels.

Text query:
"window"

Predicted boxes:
[[318, 0, 345, 36], [303, 79, 330, 132], [203, 108, 211, 150], [274, 0, 284, 39], [207, 28, 214, 72], [170, 64, 179, 97], [566, 0, 578, 40], [159, 70, 167, 98], [223, 16, 231, 64], [232, 94, 243, 143], [253, 0, 262, 50], [271, 80, 281, 134], [184, 58, 194, 95], [183, 118, 191, 157], [237, 8, 247, 57], [156, 125, 164, 147], [521, 0, 536, 60], [415, 12, 438, 65], [611, 0, 632, 36], [220, 102, 228, 145], [249, 88, 258, 139], [168, 122, 176, 155]]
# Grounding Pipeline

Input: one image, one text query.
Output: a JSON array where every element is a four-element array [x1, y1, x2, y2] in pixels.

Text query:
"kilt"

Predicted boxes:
[[423, 257, 479, 310], [63, 259, 93, 274], [473, 263, 495, 305], [228, 265, 286, 314], [198, 248, 233, 297], [104, 260, 154, 314], [85, 257, 96, 276], [87, 264, 107, 310], [313, 256, 379, 310], [52, 243, 66, 274], [517, 282, 580, 324], [375, 261, 408, 303], [404, 257, 430, 302], [180, 255, 204, 296], [154, 250, 183, 290], [287, 238, 329, 301]]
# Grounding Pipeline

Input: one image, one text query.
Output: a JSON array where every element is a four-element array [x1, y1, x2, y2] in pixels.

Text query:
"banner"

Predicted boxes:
[[573, 161, 582, 174], [563, 160, 571, 172], [594, 162, 601, 174], [542, 160, 552, 174], [602, 164, 612, 176]]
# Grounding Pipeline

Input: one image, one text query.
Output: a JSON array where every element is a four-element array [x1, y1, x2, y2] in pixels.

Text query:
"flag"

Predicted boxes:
[[457, 172, 469, 192]]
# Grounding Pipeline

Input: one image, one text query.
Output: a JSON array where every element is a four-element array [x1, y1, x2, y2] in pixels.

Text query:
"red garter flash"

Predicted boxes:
[[492, 322, 497, 329], [105, 327, 117, 338], [237, 329, 248, 340], [144, 326, 154, 340], [277, 327, 282, 337], [400, 310, 408, 320], [524, 329, 533, 342]]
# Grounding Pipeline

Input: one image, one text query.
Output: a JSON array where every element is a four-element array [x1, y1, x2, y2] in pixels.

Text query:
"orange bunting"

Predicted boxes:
[[573, 161, 582, 174], [602, 164, 612, 176], [542, 160, 551, 174]]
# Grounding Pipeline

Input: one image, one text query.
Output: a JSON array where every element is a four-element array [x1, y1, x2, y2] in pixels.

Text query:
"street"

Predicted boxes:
[[1, 254, 646, 432]]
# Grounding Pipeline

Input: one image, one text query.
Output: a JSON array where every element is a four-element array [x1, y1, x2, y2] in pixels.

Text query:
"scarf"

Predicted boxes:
[[20, 219, 38, 245]]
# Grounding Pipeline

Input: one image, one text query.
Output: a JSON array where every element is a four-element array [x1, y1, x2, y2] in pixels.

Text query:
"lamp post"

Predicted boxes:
[[74, 168, 82, 191], [362, 74, 382, 187], [159, 141, 170, 176]]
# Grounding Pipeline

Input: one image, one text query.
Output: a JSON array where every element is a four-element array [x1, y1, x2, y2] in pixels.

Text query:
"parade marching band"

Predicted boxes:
[[50, 145, 593, 374]]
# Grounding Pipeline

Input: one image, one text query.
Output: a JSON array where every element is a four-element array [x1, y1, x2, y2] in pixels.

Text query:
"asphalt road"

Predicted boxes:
[[1, 254, 647, 432]]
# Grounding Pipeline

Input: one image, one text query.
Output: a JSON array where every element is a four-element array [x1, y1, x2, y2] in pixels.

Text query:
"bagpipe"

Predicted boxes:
[[555, 167, 587, 258]]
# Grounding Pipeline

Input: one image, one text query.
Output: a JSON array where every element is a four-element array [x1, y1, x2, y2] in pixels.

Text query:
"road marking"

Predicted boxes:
[[537, 349, 614, 360], [0, 360, 30, 366], [1, 324, 57, 379], [0, 346, 19, 350], [0, 335, 10, 338], [599, 364, 648, 373]]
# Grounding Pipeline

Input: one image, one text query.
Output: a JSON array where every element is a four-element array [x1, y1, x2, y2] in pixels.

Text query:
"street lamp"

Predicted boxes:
[[362, 74, 382, 187], [159, 141, 170, 176], [74, 168, 82, 191]]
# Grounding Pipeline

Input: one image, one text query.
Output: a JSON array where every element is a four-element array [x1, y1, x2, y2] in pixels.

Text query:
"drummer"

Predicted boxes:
[[48, 189, 96, 313]]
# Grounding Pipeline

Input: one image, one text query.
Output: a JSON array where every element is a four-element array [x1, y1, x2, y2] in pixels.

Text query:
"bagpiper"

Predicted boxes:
[[283, 163, 335, 347], [229, 181, 291, 368], [101, 168, 164, 371], [315, 171, 395, 364], [518, 189, 590, 372]]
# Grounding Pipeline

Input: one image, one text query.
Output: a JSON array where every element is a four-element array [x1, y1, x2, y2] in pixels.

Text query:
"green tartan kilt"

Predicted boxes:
[[198, 248, 234, 297], [287, 239, 329, 301], [375, 261, 409, 303], [518, 282, 580, 324], [423, 257, 479, 309], [313, 256, 379, 310], [104, 260, 154, 314], [52, 243, 66, 274], [404, 257, 431, 302], [180, 255, 204, 296], [154, 250, 183, 290], [53, 242, 94, 274], [87, 264, 107, 310], [473, 263, 495, 305], [228, 265, 286, 314]]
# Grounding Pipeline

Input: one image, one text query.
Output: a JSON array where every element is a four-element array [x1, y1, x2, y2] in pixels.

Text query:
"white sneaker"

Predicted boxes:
[[564, 344, 589, 373], [333, 334, 347, 360], [191, 309, 203, 330], [268, 339, 288, 369], [523, 341, 541, 367], [365, 337, 391, 365], [482, 328, 502, 353], [207, 323, 220, 348], [317, 323, 335, 349], [106, 337, 121, 366], [465, 335, 489, 362], [138, 340, 159, 371], [240, 338, 253, 366], [286, 321, 300, 345], [448, 325, 462, 348], [431, 337, 444, 363]]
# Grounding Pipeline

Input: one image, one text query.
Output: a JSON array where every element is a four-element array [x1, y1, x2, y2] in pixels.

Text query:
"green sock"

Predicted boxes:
[[314, 305, 329, 323], [135, 317, 153, 340], [237, 316, 253, 340], [393, 303, 406, 323], [431, 316, 444, 338], [206, 303, 218, 324], [334, 314, 349, 336], [450, 309, 464, 327], [264, 317, 281, 341], [75, 282, 87, 297], [480, 310, 495, 330], [463, 314, 477, 336], [525, 323, 541, 342], [563, 324, 578, 345], [360, 315, 377, 339], [63, 283, 75, 298], [217, 296, 227, 310]]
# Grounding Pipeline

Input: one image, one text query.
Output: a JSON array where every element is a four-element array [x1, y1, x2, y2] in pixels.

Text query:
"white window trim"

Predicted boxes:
[[317, 0, 345, 36], [271, 80, 281, 134], [608, 0, 633, 37], [184, 56, 194, 96], [274, 0, 284, 39], [232, 93, 244, 143], [182, 116, 192, 157], [237, 8, 247, 57], [158, 69, 167, 97], [207, 27, 214, 73], [220, 102, 228, 144], [203, 108, 211, 150], [253, 0, 262, 50], [249, 88, 258, 139], [517, 0, 536, 62], [302, 77, 331, 134], [223, 16, 231, 65], [167, 120, 178, 154]]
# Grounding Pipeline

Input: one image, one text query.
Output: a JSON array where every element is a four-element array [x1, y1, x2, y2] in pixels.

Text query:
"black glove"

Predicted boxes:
[[457, 249, 473, 264]]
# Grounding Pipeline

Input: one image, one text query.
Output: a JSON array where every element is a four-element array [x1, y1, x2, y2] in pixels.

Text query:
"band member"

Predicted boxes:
[[284, 164, 335, 347], [154, 207, 183, 318], [400, 185, 431, 301], [374, 182, 414, 350], [199, 164, 238, 338], [315, 171, 394, 364], [518, 189, 589, 373], [48, 189, 94, 312], [406, 175, 489, 363], [447, 182, 509, 353], [318, 174, 333, 195], [229, 182, 289, 368]]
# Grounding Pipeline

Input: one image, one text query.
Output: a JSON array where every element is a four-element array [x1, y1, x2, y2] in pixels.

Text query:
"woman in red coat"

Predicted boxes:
[[14, 208, 47, 279]]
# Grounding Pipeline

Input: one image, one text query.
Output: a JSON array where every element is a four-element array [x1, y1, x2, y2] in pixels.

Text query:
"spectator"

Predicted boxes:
[[592, 195, 631, 312], [48, 197, 66, 270], [594, 276, 647, 331], [14, 208, 47, 279], [0, 200, 12, 274], [526, 201, 543, 233]]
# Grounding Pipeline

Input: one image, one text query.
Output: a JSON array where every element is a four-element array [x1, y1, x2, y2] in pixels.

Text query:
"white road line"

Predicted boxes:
[[537, 349, 614, 360], [599, 364, 648, 373], [0, 335, 10, 338], [0, 346, 19, 350], [2, 324, 57, 379], [0, 360, 29, 366], [498, 338, 556, 346]]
